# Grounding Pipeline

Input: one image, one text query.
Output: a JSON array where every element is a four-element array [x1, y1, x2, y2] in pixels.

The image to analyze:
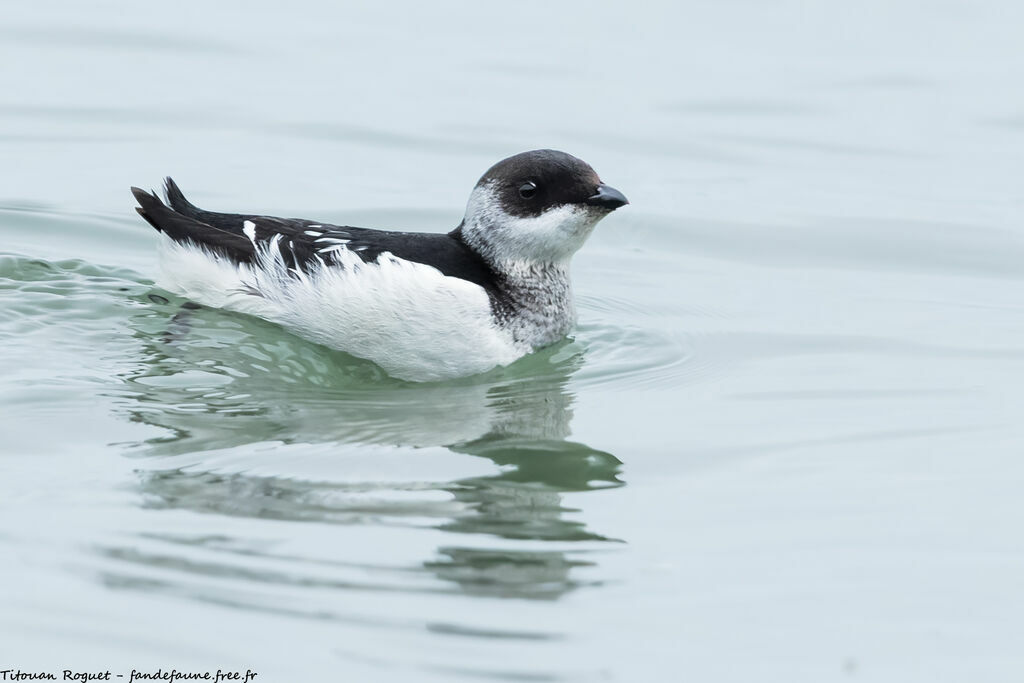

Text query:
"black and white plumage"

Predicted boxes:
[[131, 149, 628, 381]]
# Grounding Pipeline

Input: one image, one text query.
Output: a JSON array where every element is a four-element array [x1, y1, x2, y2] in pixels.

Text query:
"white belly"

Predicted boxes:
[[156, 236, 527, 381]]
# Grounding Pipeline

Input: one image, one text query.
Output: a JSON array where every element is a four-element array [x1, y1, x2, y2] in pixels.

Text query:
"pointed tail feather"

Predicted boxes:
[[130, 185, 254, 262], [131, 186, 167, 232], [163, 176, 200, 216]]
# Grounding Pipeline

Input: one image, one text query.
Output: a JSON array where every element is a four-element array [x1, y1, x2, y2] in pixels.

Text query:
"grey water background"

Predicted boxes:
[[2, 0, 1024, 680]]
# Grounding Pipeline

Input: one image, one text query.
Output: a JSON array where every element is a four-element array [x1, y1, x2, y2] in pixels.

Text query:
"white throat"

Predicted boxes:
[[459, 182, 604, 267]]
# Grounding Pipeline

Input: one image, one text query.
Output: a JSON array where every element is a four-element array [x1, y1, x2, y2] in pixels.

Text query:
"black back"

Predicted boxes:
[[131, 179, 504, 301]]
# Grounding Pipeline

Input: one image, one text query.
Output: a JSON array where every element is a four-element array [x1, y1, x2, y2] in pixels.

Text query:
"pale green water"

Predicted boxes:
[[2, 1, 1024, 681]]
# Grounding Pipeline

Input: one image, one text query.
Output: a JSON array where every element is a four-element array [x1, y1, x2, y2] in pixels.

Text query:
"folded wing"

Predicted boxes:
[[130, 178, 502, 298]]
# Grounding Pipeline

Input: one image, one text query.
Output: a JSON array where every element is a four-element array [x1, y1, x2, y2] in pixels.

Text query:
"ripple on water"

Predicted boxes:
[[573, 294, 726, 391], [0, 254, 154, 350]]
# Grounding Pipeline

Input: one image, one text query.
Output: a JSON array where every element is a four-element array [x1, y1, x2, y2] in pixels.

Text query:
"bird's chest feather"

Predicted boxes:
[[497, 263, 576, 348]]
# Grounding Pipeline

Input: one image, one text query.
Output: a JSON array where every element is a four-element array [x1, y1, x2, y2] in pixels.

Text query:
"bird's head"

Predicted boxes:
[[458, 149, 628, 267]]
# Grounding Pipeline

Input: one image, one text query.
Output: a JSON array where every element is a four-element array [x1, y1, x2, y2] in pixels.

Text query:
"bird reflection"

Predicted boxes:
[[112, 294, 623, 603]]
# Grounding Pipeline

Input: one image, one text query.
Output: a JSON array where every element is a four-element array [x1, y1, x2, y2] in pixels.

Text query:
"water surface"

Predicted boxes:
[[2, 1, 1024, 681]]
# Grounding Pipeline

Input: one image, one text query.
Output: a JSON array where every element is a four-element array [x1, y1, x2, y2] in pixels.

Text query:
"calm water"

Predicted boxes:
[[2, 1, 1024, 680]]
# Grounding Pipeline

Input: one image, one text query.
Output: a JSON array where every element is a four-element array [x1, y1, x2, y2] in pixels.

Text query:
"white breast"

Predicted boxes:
[[156, 236, 528, 381]]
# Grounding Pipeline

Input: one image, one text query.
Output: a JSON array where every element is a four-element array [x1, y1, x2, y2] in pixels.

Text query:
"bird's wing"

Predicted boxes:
[[131, 178, 500, 294]]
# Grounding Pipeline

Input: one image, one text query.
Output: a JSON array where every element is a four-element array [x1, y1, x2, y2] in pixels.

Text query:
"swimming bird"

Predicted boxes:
[[131, 149, 628, 382]]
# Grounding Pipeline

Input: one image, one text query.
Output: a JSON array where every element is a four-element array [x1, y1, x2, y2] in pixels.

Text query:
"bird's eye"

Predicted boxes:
[[519, 181, 538, 199]]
